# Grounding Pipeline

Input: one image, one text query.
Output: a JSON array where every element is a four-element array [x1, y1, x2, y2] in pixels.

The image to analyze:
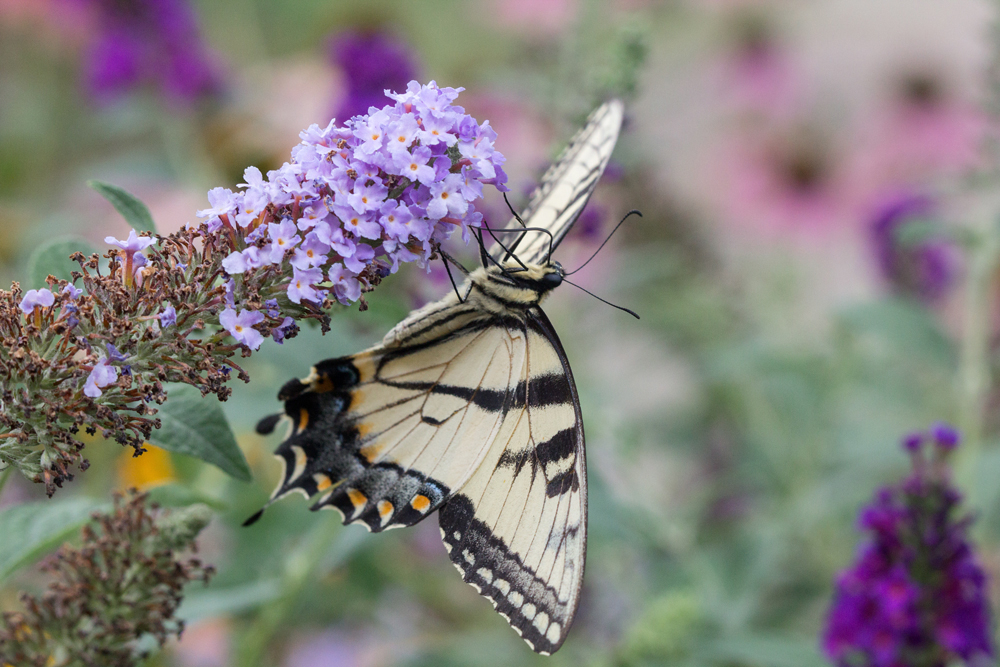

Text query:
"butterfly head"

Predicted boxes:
[[473, 260, 565, 309]]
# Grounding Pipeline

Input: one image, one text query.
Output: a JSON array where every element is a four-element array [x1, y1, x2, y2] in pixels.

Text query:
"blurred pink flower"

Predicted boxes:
[[717, 13, 797, 116], [854, 69, 986, 184], [461, 94, 554, 191], [284, 629, 381, 667], [172, 618, 229, 667], [484, 0, 576, 35], [0, 0, 92, 46], [715, 125, 862, 237]]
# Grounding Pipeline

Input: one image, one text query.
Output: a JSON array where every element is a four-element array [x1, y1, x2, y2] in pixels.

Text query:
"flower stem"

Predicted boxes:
[[955, 221, 1000, 502], [0, 466, 12, 499], [232, 513, 343, 667]]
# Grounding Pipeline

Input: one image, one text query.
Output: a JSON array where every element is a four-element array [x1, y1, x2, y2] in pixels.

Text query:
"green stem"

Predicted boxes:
[[158, 109, 223, 188], [232, 513, 342, 667], [0, 466, 13, 498], [955, 222, 1000, 501]]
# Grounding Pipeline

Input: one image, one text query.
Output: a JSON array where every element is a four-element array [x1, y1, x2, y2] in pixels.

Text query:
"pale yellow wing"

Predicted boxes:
[[438, 308, 586, 654]]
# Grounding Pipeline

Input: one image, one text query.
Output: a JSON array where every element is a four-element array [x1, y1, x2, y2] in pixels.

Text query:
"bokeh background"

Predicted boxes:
[[2, 0, 1000, 665]]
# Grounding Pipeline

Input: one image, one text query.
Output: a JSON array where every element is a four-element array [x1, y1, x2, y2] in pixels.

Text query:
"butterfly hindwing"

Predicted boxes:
[[438, 308, 586, 655], [267, 293, 526, 533]]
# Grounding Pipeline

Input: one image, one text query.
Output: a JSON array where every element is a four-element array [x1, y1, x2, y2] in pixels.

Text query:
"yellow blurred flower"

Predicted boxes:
[[117, 444, 176, 489]]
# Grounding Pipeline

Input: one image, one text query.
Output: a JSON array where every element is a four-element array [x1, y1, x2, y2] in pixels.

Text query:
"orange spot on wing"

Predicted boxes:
[[348, 388, 365, 412], [311, 375, 334, 393], [410, 494, 431, 512], [314, 474, 333, 492], [298, 408, 309, 431], [347, 488, 367, 509], [359, 441, 384, 463], [377, 500, 393, 518]]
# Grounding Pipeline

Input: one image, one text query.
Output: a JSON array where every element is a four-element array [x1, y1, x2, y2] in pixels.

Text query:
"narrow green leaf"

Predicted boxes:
[[87, 179, 158, 234], [145, 483, 229, 511], [177, 579, 282, 623], [149, 384, 252, 482], [26, 237, 98, 288], [700, 634, 827, 667], [0, 497, 103, 580]]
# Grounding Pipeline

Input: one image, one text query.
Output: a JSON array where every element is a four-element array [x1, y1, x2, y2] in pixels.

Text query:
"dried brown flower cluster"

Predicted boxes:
[[0, 491, 214, 667], [0, 223, 342, 495]]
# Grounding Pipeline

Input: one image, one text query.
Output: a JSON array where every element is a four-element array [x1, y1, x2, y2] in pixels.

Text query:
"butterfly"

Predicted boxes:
[[251, 99, 625, 655]]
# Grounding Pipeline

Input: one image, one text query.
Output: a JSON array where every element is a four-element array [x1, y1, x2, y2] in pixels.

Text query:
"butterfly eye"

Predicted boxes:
[[540, 271, 563, 289]]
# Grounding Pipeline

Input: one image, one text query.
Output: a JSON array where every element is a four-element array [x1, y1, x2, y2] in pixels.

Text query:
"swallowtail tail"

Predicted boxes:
[[253, 99, 624, 654]]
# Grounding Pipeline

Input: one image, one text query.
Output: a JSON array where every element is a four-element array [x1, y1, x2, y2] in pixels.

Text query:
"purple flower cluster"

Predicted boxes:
[[199, 80, 507, 350], [823, 425, 993, 667], [73, 0, 222, 103], [331, 31, 418, 121], [870, 193, 954, 302]]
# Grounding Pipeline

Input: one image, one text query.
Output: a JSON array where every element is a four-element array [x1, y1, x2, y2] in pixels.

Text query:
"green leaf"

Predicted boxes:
[[26, 236, 98, 288], [0, 497, 103, 580], [700, 634, 827, 667], [148, 384, 252, 482], [145, 483, 229, 511], [87, 179, 157, 234], [177, 579, 282, 623]]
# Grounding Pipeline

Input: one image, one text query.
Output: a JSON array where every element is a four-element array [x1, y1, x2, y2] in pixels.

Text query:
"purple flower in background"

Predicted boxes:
[[105, 343, 127, 362], [62, 284, 84, 300], [823, 426, 993, 667], [287, 268, 324, 305], [158, 305, 177, 327], [870, 193, 955, 302], [106, 229, 157, 287], [331, 31, 417, 121], [74, 0, 222, 103], [219, 308, 264, 350], [19, 289, 55, 315], [84, 356, 118, 398]]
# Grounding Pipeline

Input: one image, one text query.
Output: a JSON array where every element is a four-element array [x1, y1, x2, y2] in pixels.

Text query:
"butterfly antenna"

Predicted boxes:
[[438, 249, 467, 303], [563, 277, 640, 319], [502, 192, 528, 260], [503, 192, 527, 226], [483, 224, 528, 271], [483, 225, 556, 266], [565, 209, 642, 276], [474, 228, 489, 268]]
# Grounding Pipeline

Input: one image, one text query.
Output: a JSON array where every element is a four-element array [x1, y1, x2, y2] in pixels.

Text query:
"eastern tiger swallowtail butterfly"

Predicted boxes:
[[251, 99, 625, 654]]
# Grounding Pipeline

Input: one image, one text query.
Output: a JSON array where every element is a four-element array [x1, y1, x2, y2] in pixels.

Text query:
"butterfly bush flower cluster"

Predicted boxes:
[[205, 80, 506, 346], [823, 424, 994, 667], [0, 491, 214, 667], [0, 81, 507, 494]]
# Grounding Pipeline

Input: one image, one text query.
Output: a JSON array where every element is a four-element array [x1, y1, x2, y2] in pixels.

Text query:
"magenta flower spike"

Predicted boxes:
[[823, 426, 994, 667]]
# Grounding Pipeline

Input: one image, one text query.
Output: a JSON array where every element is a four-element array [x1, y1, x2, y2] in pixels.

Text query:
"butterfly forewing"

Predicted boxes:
[[490, 99, 625, 264]]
